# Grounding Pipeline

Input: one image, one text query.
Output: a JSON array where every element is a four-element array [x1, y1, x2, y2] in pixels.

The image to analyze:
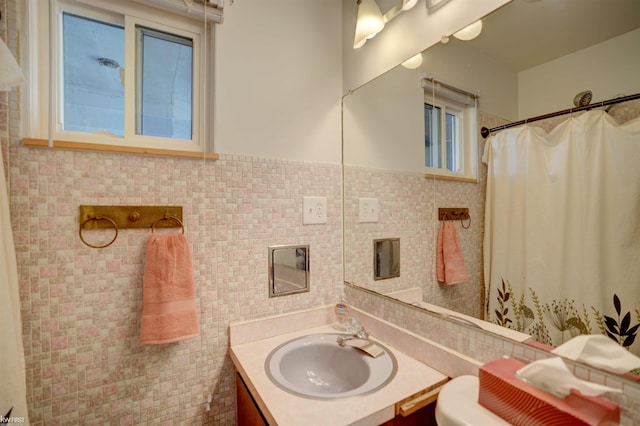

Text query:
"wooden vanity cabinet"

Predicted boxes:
[[236, 370, 445, 426], [381, 381, 445, 426], [381, 404, 436, 426], [236, 373, 268, 426]]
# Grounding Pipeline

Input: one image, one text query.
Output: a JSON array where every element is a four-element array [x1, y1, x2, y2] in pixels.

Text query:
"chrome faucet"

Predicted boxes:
[[336, 326, 385, 358], [336, 326, 370, 347]]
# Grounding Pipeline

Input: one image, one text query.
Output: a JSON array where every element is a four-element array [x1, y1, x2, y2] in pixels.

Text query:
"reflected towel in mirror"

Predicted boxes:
[[436, 222, 468, 285]]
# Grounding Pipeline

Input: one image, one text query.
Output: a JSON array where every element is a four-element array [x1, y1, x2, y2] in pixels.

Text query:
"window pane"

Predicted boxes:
[[446, 112, 458, 172], [138, 27, 193, 140], [63, 13, 124, 136], [425, 103, 442, 168]]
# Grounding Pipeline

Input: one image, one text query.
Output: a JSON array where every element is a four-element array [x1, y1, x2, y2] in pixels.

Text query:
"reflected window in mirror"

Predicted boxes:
[[423, 80, 479, 183], [425, 100, 462, 172]]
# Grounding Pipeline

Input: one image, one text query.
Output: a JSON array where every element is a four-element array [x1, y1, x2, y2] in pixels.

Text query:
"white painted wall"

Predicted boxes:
[[213, 0, 343, 164], [342, 0, 511, 92], [422, 39, 518, 121], [519, 28, 640, 119], [213, 0, 511, 164], [343, 65, 424, 171], [343, 36, 519, 171]]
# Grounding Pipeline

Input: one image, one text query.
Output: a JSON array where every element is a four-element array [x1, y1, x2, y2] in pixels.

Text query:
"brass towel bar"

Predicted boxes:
[[438, 207, 471, 229], [78, 205, 183, 248]]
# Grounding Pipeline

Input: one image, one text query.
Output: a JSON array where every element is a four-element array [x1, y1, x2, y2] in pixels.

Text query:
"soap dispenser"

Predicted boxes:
[[334, 299, 349, 330]]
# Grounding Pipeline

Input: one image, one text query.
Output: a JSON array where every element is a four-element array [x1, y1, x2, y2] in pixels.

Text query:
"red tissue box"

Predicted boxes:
[[478, 357, 620, 426]]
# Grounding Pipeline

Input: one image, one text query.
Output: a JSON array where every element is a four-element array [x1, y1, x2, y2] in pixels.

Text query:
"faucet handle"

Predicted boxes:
[[343, 317, 362, 334], [354, 327, 369, 339]]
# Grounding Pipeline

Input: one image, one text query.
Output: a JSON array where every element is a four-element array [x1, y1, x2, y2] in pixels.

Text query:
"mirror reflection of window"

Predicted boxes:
[[422, 78, 478, 181], [424, 103, 441, 168], [425, 98, 464, 173]]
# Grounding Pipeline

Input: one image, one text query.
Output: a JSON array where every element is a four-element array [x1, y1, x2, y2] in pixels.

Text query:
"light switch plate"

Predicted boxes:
[[359, 198, 379, 223], [303, 196, 327, 224]]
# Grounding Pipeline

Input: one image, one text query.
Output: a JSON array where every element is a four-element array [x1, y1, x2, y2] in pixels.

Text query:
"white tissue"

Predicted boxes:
[[551, 334, 640, 374], [515, 357, 621, 398]]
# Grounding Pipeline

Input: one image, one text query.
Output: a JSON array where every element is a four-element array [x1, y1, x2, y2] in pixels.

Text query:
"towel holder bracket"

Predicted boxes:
[[438, 207, 469, 222], [79, 205, 183, 230]]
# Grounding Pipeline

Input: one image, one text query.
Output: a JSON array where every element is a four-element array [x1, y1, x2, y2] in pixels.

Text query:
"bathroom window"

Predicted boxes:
[[424, 92, 478, 182], [425, 101, 462, 173], [26, 0, 212, 153]]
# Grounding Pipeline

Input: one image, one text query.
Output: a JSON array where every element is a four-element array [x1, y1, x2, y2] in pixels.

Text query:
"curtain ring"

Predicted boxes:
[[461, 215, 471, 229], [151, 215, 185, 233], [79, 215, 118, 248]]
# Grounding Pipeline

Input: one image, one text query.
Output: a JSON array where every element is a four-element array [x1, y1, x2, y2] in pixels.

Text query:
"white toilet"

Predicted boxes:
[[435, 375, 511, 425]]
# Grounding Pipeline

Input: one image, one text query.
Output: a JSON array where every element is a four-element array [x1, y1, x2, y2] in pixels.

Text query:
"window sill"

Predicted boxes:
[[424, 173, 478, 183], [22, 138, 219, 160]]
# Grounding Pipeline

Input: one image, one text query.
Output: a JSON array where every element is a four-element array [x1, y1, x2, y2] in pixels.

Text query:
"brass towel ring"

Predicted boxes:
[[151, 215, 185, 233], [79, 215, 119, 248], [461, 215, 471, 229], [442, 212, 471, 229]]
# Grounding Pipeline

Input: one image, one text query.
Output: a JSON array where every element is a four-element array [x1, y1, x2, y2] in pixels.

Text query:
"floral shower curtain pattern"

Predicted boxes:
[[483, 110, 640, 354]]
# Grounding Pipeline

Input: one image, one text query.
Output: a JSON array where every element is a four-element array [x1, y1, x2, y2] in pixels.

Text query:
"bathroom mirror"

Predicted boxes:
[[268, 245, 310, 297], [343, 0, 640, 377], [374, 238, 400, 280]]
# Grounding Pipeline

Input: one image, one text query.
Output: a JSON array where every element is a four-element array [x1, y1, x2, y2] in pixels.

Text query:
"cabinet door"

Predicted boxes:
[[236, 373, 268, 426]]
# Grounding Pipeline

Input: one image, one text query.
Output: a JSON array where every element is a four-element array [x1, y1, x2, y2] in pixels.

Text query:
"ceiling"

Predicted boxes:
[[461, 0, 640, 71], [375, 0, 640, 72]]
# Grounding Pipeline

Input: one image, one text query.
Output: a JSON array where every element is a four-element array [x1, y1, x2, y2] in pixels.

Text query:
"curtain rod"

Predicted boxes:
[[422, 77, 479, 101], [480, 92, 640, 138]]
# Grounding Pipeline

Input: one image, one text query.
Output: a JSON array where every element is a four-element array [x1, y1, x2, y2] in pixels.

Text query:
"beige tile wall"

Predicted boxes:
[[0, 2, 339, 423], [6, 145, 342, 425]]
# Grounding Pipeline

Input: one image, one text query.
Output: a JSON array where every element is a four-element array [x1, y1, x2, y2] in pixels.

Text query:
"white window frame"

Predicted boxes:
[[23, 0, 213, 153], [424, 93, 479, 182]]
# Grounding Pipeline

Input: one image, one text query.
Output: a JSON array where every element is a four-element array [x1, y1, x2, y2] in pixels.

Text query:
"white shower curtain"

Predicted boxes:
[[1, 153, 30, 423], [483, 110, 640, 354]]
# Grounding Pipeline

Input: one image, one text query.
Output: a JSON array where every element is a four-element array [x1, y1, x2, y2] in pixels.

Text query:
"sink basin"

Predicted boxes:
[[265, 333, 397, 399]]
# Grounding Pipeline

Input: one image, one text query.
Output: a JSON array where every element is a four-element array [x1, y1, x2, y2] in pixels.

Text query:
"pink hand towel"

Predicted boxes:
[[140, 234, 199, 344], [437, 222, 445, 282], [436, 222, 468, 285]]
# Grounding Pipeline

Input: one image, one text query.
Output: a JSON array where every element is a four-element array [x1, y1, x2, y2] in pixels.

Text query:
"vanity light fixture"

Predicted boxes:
[[426, 0, 452, 11], [402, 0, 418, 11], [353, 0, 385, 49], [401, 52, 423, 69], [354, 0, 419, 49], [453, 19, 483, 41]]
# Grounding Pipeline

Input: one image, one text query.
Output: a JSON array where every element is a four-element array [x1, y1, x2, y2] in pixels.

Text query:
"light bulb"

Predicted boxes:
[[353, 0, 385, 49], [402, 0, 418, 11], [453, 19, 483, 41], [401, 53, 423, 69]]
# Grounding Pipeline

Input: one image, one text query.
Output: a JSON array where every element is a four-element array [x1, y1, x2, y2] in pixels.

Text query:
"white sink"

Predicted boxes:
[[265, 333, 397, 399]]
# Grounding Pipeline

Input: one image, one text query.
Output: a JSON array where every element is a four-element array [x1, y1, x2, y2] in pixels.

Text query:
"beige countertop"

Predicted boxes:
[[230, 313, 449, 426]]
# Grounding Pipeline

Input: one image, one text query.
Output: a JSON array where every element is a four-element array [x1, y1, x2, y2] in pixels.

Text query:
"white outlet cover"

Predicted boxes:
[[359, 198, 379, 223], [303, 196, 327, 224]]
